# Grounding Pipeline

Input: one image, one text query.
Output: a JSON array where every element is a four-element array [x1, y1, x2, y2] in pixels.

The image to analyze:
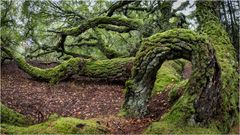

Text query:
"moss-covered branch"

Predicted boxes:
[[107, 0, 135, 17], [81, 57, 134, 80], [1, 47, 134, 83], [61, 16, 142, 36], [2, 47, 82, 84], [98, 24, 132, 33]]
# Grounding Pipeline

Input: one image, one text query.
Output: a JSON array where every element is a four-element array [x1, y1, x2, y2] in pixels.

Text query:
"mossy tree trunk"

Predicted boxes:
[[122, 1, 238, 133], [122, 29, 221, 120], [1, 47, 134, 84], [196, 1, 238, 132]]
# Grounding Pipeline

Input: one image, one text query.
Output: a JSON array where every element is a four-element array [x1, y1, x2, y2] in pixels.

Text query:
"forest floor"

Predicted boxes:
[[1, 61, 171, 134]]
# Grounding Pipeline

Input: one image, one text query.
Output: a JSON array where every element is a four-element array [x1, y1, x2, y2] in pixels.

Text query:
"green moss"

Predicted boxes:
[[2, 47, 83, 84], [1, 115, 107, 134], [82, 57, 134, 79], [145, 121, 220, 134], [168, 80, 188, 103], [145, 90, 221, 134], [228, 113, 240, 134], [3, 47, 135, 84], [63, 16, 142, 36], [152, 61, 182, 94], [196, 1, 238, 132], [46, 58, 82, 84], [0, 103, 31, 126], [118, 109, 128, 117], [146, 28, 206, 45]]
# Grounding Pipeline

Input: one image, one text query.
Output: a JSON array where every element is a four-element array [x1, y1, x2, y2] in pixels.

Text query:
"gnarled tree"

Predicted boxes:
[[122, 1, 238, 133], [1, 1, 238, 133]]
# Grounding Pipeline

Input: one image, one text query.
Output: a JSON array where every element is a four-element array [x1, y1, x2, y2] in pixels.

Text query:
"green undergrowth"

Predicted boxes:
[[152, 60, 187, 95], [0, 103, 31, 126], [228, 114, 240, 134], [168, 80, 188, 103], [1, 114, 107, 134]]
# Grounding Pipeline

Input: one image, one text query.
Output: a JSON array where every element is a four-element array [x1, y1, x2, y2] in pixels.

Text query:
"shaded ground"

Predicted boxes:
[[1, 61, 171, 134]]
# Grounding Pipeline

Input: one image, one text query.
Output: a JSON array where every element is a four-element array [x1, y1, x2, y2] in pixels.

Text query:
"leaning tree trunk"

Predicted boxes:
[[1, 47, 134, 84], [196, 1, 238, 133], [122, 1, 238, 133]]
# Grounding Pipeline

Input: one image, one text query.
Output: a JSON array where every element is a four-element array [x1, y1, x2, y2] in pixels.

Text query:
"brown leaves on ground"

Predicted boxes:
[[1, 61, 171, 134]]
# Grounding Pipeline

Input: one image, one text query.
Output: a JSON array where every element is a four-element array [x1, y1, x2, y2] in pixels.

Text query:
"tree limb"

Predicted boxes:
[[60, 16, 142, 36], [107, 0, 135, 17]]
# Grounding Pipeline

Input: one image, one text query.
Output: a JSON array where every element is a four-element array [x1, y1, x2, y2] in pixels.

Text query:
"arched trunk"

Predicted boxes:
[[122, 29, 221, 124], [122, 1, 238, 133]]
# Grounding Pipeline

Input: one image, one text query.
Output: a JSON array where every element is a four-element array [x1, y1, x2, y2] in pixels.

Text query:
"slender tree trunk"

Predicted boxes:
[[221, 1, 230, 33]]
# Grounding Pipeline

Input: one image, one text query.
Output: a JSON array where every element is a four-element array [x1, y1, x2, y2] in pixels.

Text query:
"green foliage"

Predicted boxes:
[[1, 115, 107, 134], [0, 103, 31, 126]]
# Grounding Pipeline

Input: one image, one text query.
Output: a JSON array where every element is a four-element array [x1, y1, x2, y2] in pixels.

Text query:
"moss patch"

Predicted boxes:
[[145, 121, 220, 134], [0, 103, 31, 126], [1, 115, 107, 134], [168, 80, 188, 104]]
